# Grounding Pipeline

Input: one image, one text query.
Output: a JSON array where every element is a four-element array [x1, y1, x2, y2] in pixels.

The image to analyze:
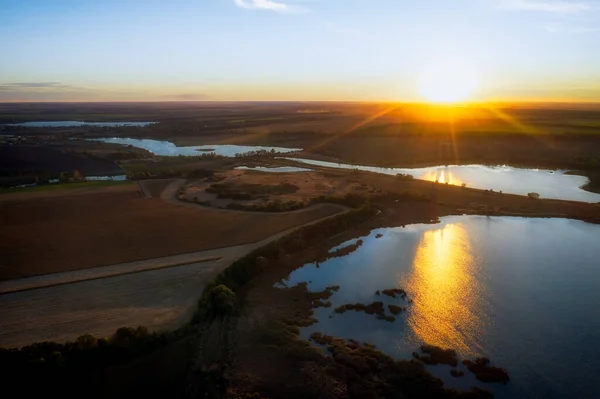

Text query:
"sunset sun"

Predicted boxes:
[[418, 63, 479, 104]]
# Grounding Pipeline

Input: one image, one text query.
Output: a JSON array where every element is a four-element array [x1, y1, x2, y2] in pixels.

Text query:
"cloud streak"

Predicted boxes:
[[233, 0, 309, 14], [504, 0, 592, 13], [0, 82, 82, 90]]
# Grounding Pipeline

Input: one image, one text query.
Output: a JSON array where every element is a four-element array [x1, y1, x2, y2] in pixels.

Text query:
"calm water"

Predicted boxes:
[[235, 166, 313, 173], [5, 121, 156, 127], [280, 216, 600, 398], [92, 138, 301, 157], [282, 157, 600, 203]]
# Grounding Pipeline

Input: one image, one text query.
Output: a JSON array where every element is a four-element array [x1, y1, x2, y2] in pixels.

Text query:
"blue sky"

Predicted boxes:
[[1, 0, 599, 101]]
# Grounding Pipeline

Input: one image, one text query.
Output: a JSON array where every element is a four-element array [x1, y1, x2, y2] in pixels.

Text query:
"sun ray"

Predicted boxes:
[[305, 105, 398, 153]]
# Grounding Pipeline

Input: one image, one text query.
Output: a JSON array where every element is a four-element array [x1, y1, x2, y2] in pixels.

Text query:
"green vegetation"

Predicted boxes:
[[381, 287, 408, 299], [413, 345, 459, 367], [463, 357, 510, 384], [194, 206, 376, 321], [300, 332, 494, 399], [204, 285, 237, 316], [0, 325, 186, 397], [207, 182, 299, 200], [334, 301, 385, 315], [312, 300, 332, 308], [226, 199, 305, 212], [0, 180, 132, 194], [0, 206, 376, 396], [388, 304, 405, 315]]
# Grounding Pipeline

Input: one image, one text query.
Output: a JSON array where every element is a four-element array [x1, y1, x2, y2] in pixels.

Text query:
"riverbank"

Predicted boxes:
[[3, 167, 600, 398]]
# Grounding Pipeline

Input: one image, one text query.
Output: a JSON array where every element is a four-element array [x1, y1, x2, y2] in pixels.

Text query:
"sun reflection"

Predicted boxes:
[[401, 223, 485, 355], [422, 169, 462, 186]]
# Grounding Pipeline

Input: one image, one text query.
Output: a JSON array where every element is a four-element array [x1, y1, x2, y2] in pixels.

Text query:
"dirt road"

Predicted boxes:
[[0, 182, 349, 349]]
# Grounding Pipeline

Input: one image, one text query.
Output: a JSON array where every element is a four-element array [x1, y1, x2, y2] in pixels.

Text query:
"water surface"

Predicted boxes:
[[282, 157, 600, 203], [92, 138, 301, 157], [5, 121, 156, 127], [280, 216, 600, 399]]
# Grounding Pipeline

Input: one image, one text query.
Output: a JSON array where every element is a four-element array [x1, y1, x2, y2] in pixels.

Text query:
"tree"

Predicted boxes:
[[209, 285, 236, 315], [527, 192, 540, 200], [255, 256, 269, 270], [76, 334, 96, 350]]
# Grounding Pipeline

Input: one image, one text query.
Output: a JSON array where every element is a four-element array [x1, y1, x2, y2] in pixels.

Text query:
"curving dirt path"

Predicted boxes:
[[159, 178, 349, 215], [0, 180, 350, 349]]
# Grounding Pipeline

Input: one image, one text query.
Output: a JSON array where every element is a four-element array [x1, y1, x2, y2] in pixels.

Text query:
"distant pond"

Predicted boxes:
[[4, 121, 156, 127], [278, 216, 600, 399], [282, 157, 600, 203], [91, 137, 302, 157]]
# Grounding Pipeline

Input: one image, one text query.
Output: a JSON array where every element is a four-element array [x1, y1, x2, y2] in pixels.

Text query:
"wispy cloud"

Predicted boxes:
[[0, 82, 95, 101], [504, 0, 592, 13], [0, 82, 83, 90], [233, 0, 309, 14]]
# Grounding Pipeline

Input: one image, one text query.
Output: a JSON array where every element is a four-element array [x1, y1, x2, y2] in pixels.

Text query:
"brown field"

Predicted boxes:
[[0, 182, 342, 281], [182, 169, 366, 208], [3, 102, 600, 190]]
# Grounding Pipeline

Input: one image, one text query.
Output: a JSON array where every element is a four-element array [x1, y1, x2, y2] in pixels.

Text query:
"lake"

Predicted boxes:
[[4, 121, 156, 127], [279, 216, 600, 399], [235, 166, 313, 173], [92, 138, 301, 157], [282, 158, 600, 203]]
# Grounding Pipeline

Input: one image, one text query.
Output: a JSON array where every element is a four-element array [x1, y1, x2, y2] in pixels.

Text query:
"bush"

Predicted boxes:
[[193, 206, 376, 322], [207, 285, 237, 315]]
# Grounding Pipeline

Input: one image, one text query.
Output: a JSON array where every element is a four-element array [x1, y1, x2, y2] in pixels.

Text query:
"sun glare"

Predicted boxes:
[[418, 63, 479, 104]]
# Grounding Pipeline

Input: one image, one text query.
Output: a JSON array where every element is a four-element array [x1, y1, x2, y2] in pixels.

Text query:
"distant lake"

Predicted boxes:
[[235, 166, 313, 173], [283, 157, 600, 203], [92, 137, 302, 157], [4, 121, 156, 127], [279, 216, 600, 399]]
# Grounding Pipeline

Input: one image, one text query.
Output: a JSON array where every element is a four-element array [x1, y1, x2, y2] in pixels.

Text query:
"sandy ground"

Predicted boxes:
[[182, 169, 365, 208]]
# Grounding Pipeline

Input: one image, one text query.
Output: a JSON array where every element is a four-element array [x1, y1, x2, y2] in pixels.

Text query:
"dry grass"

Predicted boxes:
[[183, 169, 365, 208], [0, 186, 341, 280]]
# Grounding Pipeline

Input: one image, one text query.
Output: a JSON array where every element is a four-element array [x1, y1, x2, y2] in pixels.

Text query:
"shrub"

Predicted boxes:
[[396, 173, 414, 180], [208, 285, 237, 315]]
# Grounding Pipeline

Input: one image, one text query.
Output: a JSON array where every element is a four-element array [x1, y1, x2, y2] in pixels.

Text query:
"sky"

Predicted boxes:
[[1, 0, 600, 102]]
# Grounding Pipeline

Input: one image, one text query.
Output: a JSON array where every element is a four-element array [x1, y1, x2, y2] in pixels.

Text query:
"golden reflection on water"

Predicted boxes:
[[402, 223, 485, 356], [422, 169, 462, 186]]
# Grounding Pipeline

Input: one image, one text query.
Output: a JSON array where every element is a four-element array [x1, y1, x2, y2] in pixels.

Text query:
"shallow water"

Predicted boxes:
[[92, 137, 301, 157], [235, 166, 313, 173], [279, 216, 600, 399], [5, 121, 156, 127], [282, 157, 600, 203]]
